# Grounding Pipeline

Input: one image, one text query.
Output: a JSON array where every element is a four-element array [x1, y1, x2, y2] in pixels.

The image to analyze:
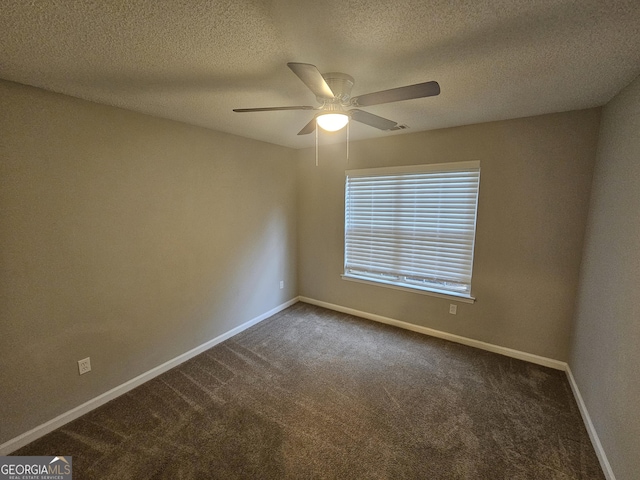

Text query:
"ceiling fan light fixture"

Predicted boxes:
[[316, 113, 349, 132]]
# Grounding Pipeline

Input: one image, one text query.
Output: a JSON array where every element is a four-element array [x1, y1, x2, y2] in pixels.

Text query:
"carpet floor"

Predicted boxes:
[[14, 302, 604, 479]]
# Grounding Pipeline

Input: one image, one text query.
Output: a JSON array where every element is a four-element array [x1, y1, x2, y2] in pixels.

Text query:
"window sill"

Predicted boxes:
[[341, 274, 476, 304]]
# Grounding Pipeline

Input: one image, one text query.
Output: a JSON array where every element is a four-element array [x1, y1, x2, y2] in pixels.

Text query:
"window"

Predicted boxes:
[[343, 161, 480, 300]]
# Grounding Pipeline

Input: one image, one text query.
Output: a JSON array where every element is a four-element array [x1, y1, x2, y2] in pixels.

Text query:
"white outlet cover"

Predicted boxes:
[[78, 357, 91, 375], [449, 304, 457, 315]]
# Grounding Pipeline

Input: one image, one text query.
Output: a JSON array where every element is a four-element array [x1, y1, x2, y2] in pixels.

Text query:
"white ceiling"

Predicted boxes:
[[1, 0, 640, 149]]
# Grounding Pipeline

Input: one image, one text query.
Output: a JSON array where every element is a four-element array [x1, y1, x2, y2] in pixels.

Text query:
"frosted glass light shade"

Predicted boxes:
[[316, 113, 349, 132]]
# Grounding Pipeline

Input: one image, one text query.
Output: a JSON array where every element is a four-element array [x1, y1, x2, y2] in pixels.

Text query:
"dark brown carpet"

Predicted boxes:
[[14, 302, 604, 479]]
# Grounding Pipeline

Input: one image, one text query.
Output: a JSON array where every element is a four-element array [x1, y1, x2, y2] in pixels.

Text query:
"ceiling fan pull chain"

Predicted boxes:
[[315, 125, 319, 167], [346, 121, 349, 166]]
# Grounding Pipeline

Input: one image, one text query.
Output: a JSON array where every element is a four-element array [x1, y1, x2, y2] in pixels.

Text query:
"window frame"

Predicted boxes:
[[342, 161, 480, 302]]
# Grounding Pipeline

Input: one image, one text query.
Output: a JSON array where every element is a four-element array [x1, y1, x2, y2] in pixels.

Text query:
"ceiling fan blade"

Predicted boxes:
[[297, 116, 317, 135], [351, 81, 440, 107], [350, 109, 398, 130], [233, 106, 316, 112], [287, 63, 335, 99]]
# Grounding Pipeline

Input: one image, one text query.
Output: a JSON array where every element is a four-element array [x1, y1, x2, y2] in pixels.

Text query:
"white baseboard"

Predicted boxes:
[[0, 297, 299, 455], [299, 296, 567, 371], [565, 366, 616, 480]]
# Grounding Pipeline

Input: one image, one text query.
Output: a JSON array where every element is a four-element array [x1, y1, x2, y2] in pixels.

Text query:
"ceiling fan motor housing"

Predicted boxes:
[[320, 72, 355, 103]]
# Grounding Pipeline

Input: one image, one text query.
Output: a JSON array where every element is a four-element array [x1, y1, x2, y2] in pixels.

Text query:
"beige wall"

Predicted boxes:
[[0, 80, 297, 444], [570, 75, 640, 480], [297, 109, 600, 361]]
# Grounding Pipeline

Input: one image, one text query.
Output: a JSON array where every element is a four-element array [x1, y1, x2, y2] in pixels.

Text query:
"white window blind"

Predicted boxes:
[[344, 161, 480, 298]]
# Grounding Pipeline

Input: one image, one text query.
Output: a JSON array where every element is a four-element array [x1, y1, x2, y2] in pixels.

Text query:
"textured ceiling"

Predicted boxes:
[[1, 0, 640, 149]]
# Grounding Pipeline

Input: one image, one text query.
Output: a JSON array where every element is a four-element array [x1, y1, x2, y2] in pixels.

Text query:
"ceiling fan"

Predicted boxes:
[[233, 63, 440, 135]]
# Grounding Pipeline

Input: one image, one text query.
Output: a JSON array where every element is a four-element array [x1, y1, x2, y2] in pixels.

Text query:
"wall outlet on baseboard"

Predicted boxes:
[[449, 304, 457, 315], [279, 280, 284, 289], [78, 357, 91, 375]]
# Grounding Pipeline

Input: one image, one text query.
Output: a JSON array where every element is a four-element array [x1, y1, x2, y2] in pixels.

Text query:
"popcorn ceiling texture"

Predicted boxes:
[[1, 0, 639, 148]]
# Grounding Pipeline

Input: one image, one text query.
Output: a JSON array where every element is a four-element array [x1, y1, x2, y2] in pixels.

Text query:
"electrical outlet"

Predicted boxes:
[[78, 357, 91, 375], [279, 280, 284, 289], [449, 304, 457, 315]]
